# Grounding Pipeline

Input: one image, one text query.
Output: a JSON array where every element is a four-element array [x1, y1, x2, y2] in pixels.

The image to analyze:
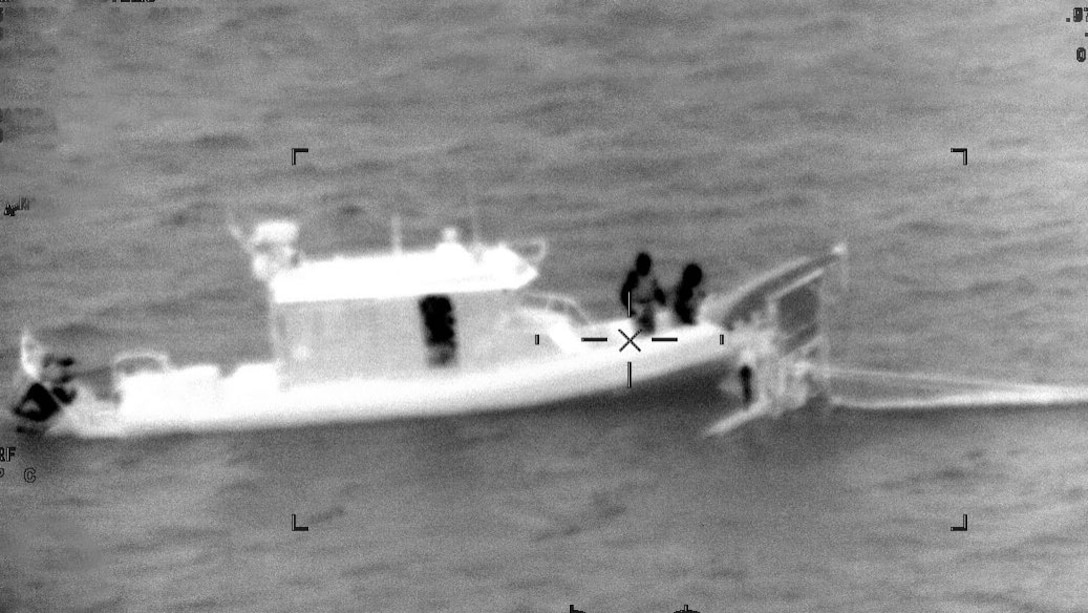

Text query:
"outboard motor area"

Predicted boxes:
[[236, 220, 301, 282], [704, 244, 845, 435], [723, 319, 810, 414]]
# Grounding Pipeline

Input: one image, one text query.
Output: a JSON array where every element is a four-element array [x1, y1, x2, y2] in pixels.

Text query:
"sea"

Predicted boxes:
[[2, 0, 1088, 611]]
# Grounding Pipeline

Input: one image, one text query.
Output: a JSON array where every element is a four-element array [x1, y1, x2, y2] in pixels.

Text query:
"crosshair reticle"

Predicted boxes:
[[533, 292, 703, 388], [618, 329, 641, 352]]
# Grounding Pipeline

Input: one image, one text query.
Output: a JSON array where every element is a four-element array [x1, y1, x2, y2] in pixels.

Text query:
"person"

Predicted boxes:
[[619, 252, 666, 333], [419, 295, 457, 366], [11, 354, 78, 428], [739, 364, 754, 406], [672, 262, 706, 325]]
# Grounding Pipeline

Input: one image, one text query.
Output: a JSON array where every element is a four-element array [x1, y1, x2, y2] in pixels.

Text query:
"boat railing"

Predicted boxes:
[[111, 350, 174, 380], [505, 238, 548, 266], [516, 291, 591, 326]]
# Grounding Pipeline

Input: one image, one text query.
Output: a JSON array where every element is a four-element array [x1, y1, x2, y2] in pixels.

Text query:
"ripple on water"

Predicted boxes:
[[189, 132, 252, 152], [159, 200, 221, 228]]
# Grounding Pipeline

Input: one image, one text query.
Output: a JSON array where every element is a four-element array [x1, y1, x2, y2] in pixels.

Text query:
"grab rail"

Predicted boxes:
[[111, 351, 173, 380]]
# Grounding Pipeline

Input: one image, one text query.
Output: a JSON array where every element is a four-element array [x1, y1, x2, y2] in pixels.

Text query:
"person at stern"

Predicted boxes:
[[620, 252, 666, 333], [10, 353, 78, 432]]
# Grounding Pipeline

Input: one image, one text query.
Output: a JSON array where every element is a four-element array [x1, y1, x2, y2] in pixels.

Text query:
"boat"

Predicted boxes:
[[7, 218, 848, 438]]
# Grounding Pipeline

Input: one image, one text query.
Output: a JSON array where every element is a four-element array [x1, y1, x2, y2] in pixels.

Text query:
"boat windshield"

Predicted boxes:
[[516, 291, 591, 327]]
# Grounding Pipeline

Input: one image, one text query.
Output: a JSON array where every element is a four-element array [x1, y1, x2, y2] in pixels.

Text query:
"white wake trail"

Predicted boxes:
[[828, 366, 1088, 411]]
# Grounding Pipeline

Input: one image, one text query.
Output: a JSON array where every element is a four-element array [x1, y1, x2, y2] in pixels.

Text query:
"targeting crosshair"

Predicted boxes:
[[537, 292, 680, 389]]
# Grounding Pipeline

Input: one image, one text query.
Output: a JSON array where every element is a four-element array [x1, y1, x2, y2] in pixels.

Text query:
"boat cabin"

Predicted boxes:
[[255, 224, 545, 386]]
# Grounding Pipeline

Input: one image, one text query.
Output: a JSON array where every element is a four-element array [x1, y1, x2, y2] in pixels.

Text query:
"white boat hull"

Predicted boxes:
[[45, 323, 739, 438], [14, 243, 846, 439]]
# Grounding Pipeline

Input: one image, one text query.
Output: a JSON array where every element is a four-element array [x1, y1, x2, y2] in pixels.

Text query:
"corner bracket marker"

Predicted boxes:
[[950, 514, 967, 532], [292, 513, 309, 532], [950, 147, 967, 165], [291, 148, 309, 165]]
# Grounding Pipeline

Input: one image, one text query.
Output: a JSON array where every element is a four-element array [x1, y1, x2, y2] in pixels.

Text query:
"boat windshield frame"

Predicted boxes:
[[516, 291, 591, 327]]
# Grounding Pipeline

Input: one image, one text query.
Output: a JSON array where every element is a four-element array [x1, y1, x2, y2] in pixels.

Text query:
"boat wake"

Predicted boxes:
[[828, 366, 1088, 412], [703, 364, 1088, 437]]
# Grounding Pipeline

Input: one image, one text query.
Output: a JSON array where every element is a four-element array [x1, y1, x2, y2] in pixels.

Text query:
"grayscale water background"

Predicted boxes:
[[2, 0, 1088, 611]]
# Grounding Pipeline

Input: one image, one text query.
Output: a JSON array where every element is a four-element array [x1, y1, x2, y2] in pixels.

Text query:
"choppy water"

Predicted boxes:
[[2, 0, 1088, 611]]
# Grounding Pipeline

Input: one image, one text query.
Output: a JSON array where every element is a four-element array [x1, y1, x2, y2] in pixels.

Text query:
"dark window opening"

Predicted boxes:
[[419, 295, 457, 366]]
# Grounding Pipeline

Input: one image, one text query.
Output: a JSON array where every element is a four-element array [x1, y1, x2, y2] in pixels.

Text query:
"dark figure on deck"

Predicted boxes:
[[672, 262, 706, 325], [419, 295, 457, 366], [620, 252, 666, 333], [739, 364, 754, 405], [11, 354, 78, 426]]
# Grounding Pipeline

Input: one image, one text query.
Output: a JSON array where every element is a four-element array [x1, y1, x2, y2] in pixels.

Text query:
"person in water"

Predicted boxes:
[[620, 252, 667, 333], [11, 354, 78, 426], [672, 262, 706, 325]]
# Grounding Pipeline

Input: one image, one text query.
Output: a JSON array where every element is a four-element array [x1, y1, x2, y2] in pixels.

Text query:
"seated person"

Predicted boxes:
[[672, 262, 706, 325], [620, 252, 667, 333], [419, 296, 457, 366], [11, 354, 77, 424]]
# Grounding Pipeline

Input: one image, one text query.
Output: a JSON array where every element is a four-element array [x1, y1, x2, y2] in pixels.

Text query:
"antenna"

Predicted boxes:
[[391, 215, 403, 255], [470, 206, 481, 247]]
